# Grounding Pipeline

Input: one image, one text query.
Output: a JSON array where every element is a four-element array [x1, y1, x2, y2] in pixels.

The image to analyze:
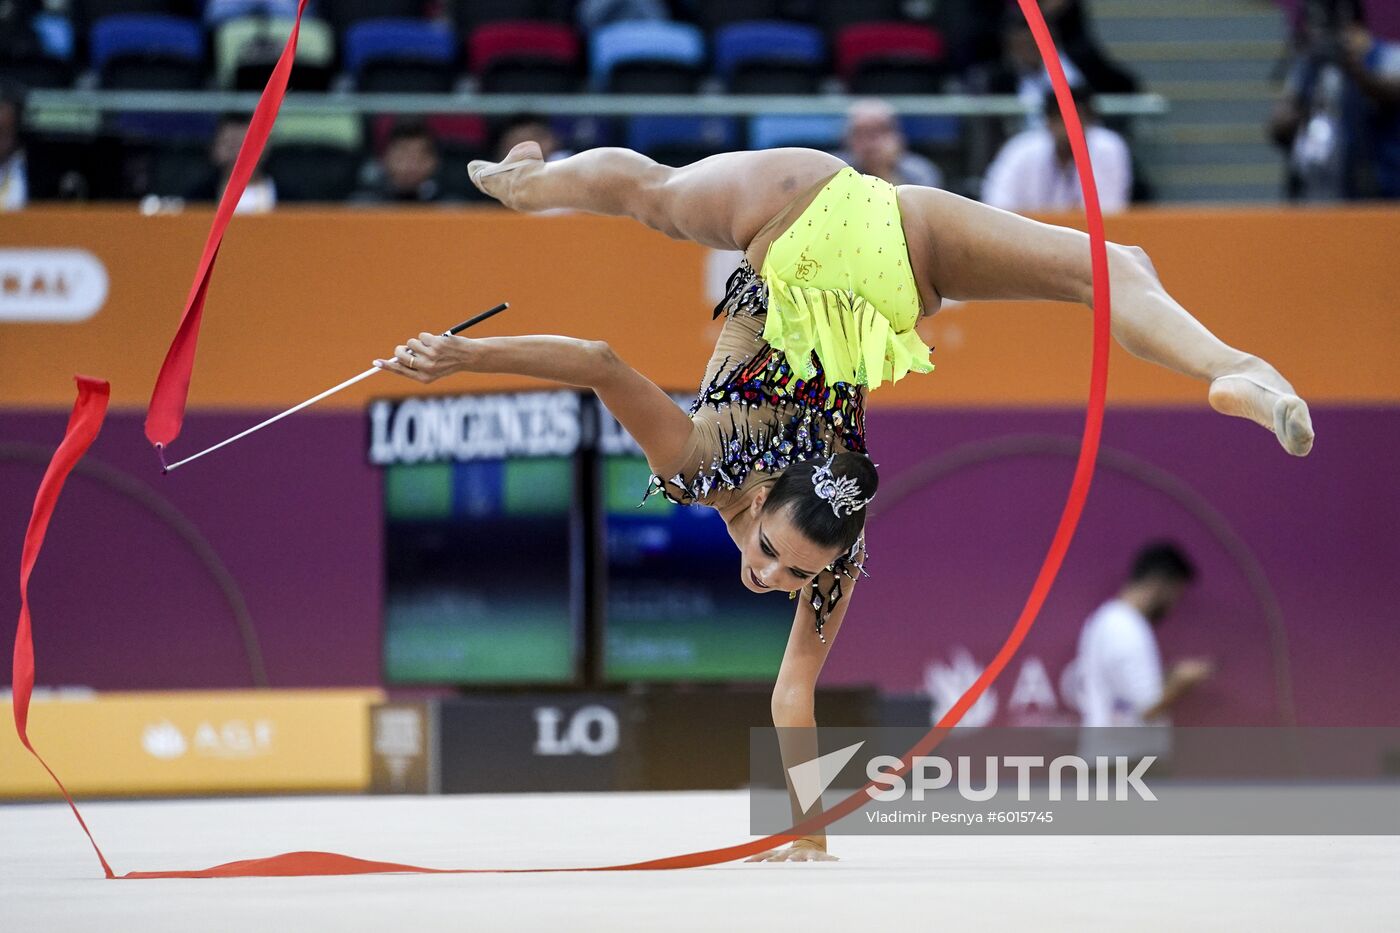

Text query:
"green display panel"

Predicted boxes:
[[602, 455, 792, 682], [383, 457, 579, 684]]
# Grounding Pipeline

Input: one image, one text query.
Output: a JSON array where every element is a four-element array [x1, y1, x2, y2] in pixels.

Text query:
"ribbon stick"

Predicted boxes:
[[159, 304, 509, 473], [12, 376, 116, 879], [144, 0, 310, 451], [19, 0, 1109, 880]]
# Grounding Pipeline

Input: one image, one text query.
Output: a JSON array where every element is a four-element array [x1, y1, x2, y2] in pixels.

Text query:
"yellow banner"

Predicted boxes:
[[0, 689, 383, 798]]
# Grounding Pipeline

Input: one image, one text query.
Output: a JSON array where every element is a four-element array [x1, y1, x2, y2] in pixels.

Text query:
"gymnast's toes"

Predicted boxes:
[[1273, 395, 1315, 457], [468, 141, 544, 207], [1208, 373, 1314, 457]]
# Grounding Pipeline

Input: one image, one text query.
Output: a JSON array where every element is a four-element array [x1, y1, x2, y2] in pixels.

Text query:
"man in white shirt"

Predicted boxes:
[[1075, 542, 1213, 763], [982, 86, 1133, 214], [0, 83, 28, 212], [180, 114, 277, 212]]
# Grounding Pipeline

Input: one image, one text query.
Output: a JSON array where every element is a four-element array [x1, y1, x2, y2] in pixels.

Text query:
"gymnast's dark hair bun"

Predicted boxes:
[[763, 452, 878, 553]]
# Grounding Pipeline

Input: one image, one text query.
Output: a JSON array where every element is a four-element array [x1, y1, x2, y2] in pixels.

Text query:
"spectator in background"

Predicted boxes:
[[981, 86, 1132, 213], [1278, 0, 1399, 42], [1272, 0, 1400, 200], [493, 114, 572, 163], [835, 99, 943, 189], [188, 114, 277, 213], [1075, 542, 1213, 763], [355, 120, 446, 203], [0, 0, 42, 62], [971, 12, 1087, 129], [1340, 24, 1400, 197], [489, 116, 575, 213], [0, 82, 27, 211], [1041, 0, 1141, 94]]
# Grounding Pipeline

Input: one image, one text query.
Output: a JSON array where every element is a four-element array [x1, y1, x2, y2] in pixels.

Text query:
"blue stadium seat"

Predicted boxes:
[[712, 22, 823, 78], [589, 21, 703, 89], [748, 115, 845, 152], [344, 18, 454, 74], [691, 0, 783, 32], [76, 0, 186, 33], [90, 14, 203, 70], [901, 115, 961, 147], [90, 14, 205, 89], [203, 0, 308, 27], [33, 12, 76, 60], [626, 115, 739, 165], [112, 111, 219, 140], [320, 0, 421, 32]]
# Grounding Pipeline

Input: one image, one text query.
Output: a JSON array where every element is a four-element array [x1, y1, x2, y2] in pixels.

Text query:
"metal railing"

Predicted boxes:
[[26, 89, 1169, 118]]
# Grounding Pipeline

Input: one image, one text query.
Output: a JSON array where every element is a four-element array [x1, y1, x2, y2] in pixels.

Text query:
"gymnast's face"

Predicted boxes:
[[738, 492, 842, 595]]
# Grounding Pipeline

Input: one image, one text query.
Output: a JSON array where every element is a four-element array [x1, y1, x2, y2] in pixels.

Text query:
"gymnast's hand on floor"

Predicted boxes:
[[374, 333, 473, 383], [745, 838, 838, 863]]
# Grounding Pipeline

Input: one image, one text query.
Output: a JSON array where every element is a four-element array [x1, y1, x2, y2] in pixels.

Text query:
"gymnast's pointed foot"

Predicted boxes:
[[1208, 364, 1314, 457], [468, 140, 543, 209]]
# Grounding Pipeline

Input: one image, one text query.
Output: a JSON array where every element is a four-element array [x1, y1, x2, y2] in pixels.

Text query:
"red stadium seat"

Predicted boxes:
[[466, 20, 578, 75], [452, 0, 571, 38], [834, 22, 945, 81]]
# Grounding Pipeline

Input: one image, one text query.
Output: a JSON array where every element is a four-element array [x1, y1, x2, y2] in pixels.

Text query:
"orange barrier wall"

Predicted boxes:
[[2, 206, 1397, 410]]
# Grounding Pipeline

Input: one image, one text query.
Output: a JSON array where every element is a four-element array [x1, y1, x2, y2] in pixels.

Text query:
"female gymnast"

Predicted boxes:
[[374, 143, 1313, 861]]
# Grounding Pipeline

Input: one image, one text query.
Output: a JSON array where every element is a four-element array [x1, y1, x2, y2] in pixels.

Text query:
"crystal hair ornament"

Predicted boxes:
[[811, 457, 871, 517]]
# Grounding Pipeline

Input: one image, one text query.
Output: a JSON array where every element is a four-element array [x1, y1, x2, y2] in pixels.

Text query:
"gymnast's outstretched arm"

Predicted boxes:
[[745, 579, 857, 863], [374, 332, 694, 477]]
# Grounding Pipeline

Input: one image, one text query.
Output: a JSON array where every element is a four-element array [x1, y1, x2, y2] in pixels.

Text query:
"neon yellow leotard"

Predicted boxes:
[[644, 168, 935, 639], [758, 166, 935, 390]]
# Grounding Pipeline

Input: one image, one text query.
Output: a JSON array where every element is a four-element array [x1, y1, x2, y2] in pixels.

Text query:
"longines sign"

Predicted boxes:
[[368, 391, 584, 465], [368, 390, 691, 465]]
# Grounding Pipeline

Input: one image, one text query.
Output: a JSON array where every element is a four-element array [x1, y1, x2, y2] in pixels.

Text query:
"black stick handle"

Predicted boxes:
[[445, 302, 509, 336]]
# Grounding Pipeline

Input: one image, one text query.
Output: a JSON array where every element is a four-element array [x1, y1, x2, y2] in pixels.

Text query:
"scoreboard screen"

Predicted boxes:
[[373, 390, 792, 686], [375, 392, 583, 685], [601, 455, 790, 682]]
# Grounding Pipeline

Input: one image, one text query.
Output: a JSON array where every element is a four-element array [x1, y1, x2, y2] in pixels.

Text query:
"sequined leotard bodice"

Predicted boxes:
[[641, 167, 938, 639], [643, 260, 873, 639], [645, 260, 868, 513]]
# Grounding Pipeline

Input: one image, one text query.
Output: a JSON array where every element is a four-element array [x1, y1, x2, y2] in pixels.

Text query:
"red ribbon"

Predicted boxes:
[[12, 376, 115, 879], [144, 0, 311, 450], [16, 0, 1109, 879]]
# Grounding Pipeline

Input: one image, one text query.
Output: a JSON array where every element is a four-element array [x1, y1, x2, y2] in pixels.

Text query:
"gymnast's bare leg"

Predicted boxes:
[[469, 140, 845, 252], [470, 144, 1313, 456]]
